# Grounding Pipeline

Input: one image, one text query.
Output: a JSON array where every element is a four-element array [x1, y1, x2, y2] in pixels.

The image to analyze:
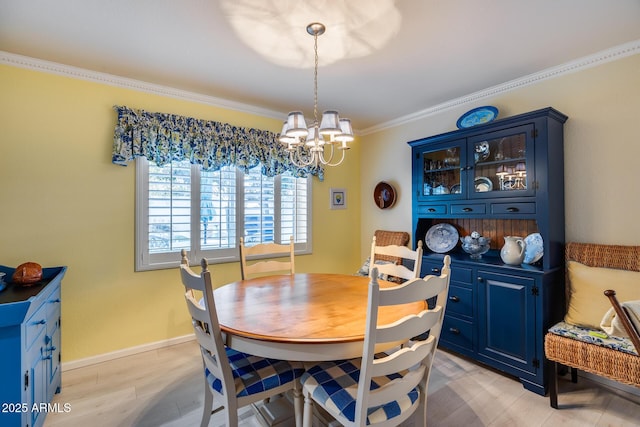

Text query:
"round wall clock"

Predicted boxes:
[[373, 182, 397, 209]]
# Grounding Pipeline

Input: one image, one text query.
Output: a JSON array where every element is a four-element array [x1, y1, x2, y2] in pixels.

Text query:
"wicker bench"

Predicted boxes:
[[544, 242, 640, 408]]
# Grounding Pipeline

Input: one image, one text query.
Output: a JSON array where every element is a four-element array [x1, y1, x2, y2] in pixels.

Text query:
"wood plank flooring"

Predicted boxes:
[[44, 340, 640, 427]]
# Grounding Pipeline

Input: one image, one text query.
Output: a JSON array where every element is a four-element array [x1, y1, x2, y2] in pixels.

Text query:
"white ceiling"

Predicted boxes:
[[1, 0, 639, 132]]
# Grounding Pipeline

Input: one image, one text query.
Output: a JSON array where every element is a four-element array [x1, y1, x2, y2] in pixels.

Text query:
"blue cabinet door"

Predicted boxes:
[[476, 270, 537, 378]]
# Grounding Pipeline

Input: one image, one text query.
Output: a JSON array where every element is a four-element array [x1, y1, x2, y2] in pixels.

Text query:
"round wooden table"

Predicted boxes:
[[214, 273, 426, 361]]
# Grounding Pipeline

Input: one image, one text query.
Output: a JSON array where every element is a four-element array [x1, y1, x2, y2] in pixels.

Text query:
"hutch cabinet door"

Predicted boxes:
[[476, 269, 537, 377], [414, 139, 467, 201], [466, 124, 536, 199]]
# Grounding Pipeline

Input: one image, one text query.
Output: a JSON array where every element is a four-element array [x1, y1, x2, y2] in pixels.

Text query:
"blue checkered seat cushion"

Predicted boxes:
[[300, 358, 419, 425], [206, 348, 304, 397]]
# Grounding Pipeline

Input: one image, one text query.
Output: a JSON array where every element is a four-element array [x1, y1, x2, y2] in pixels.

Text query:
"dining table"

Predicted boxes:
[[214, 272, 427, 362]]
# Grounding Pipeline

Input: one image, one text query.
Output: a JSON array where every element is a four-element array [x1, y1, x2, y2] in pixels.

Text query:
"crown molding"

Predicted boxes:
[[360, 39, 640, 135], [0, 51, 285, 121], [2, 39, 639, 136]]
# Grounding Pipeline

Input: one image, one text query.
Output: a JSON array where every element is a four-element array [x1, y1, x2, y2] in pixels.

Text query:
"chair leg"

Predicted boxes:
[[293, 381, 303, 427], [548, 360, 559, 409], [571, 367, 578, 383], [303, 390, 314, 427], [201, 383, 214, 427]]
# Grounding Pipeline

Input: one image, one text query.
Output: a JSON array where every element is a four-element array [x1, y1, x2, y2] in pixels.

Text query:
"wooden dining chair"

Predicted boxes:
[[301, 256, 451, 427], [370, 235, 424, 283], [179, 255, 303, 427], [239, 236, 295, 279]]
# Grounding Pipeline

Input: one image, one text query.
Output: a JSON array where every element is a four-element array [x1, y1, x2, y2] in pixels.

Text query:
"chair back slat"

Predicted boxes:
[[379, 275, 448, 306], [376, 309, 442, 343], [371, 340, 434, 377], [374, 244, 421, 260], [180, 265, 207, 291], [239, 236, 295, 279], [370, 235, 423, 282], [367, 368, 424, 408]]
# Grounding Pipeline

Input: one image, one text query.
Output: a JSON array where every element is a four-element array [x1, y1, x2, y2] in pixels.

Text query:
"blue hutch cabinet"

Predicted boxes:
[[0, 265, 66, 427], [408, 107, 567, 395]]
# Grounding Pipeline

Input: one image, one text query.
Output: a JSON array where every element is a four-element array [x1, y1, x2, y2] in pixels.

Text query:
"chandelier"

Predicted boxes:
[[278, 23, 354, 167]]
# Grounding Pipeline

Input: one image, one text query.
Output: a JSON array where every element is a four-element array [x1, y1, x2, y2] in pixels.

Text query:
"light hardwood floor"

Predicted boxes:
[[44, 340, 639, 427]]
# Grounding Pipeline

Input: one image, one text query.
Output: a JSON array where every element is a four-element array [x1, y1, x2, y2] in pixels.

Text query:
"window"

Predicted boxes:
[[136, 158, 311, 271]]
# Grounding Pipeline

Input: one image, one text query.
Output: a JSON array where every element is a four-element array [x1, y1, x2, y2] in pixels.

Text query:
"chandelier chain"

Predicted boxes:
[[313, 31, 319, 126]]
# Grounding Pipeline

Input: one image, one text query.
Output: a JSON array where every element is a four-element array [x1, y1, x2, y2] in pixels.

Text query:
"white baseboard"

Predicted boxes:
[[61, 334, 196, 371]]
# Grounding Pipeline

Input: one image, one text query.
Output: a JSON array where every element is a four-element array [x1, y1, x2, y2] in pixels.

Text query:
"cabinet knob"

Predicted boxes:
[[428, 208, 436, 212], [463, 207, 473, 212], [477, 277, 484, 282], [33, 319, 46, 325], [449, 295, 460, 302], [431, 267, 440, 274], [506, 207, 519, 212], [449, 327, 460, 335], [45, 346, 57, 352]]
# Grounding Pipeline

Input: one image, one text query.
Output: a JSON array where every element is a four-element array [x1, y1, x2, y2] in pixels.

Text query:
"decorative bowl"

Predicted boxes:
[[461, 232, 491, 259]]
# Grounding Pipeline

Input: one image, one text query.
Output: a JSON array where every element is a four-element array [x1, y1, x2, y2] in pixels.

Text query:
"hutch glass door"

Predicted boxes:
[[470, 124, 534, 197], [420, 141, 463, 198]]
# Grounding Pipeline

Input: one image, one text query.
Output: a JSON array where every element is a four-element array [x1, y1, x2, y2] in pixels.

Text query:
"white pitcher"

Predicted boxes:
[[500, 236, 526, 265]]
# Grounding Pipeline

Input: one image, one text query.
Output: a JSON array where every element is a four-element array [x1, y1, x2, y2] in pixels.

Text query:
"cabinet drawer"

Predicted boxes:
[[441, 316, 473, 351], [447, 284, 473, 318], [417, 205, 447, 215], [25, 304, 47, 350], [450, 203, 486, 215], [46, 285, 61, 319], [491, 202, 536, 215], [424, 263, 472, 283]]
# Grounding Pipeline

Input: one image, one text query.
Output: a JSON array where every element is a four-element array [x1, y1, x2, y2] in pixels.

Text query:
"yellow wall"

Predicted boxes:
[[359, 54, 640, 259], [0, 64, 361, 361]]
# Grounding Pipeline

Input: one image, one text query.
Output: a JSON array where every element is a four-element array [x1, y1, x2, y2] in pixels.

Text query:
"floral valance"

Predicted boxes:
[[111, 105, 323, 180]]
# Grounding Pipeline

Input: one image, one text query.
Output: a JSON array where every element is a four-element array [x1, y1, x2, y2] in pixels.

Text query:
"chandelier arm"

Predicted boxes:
[[318, 143, 335, 164], [318, 145, 347, 167], [289, 145, 316, 168]]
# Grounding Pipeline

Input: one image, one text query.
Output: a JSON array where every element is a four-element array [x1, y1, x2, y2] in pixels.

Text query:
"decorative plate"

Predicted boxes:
[[456, 106, 499, 129], [373, 181, 397, 209], [474, 176, 493, 192], [425, 223, 459, 253], [523, 233, 544, 264]]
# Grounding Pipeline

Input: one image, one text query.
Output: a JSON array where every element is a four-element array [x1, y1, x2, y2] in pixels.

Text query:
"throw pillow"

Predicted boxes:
[[565, 261, 640, 329]]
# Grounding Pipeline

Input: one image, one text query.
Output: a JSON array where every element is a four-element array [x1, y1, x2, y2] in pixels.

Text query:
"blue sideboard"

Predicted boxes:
[[0, 265, 66, 427]]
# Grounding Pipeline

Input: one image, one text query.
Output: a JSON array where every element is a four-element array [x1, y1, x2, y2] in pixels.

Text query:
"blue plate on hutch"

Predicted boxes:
[[456, 106, 499, 129], [425, 223, 459, 253], [523, 233, 543, 264]]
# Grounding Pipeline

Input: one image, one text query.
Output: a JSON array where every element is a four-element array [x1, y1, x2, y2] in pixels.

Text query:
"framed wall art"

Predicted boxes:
[[330, 188, 346, 210]]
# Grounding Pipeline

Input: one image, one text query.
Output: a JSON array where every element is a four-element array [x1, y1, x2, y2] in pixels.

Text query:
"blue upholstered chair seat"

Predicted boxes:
[[206, 347, 304, 397], [300, 359, 419, 425]]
